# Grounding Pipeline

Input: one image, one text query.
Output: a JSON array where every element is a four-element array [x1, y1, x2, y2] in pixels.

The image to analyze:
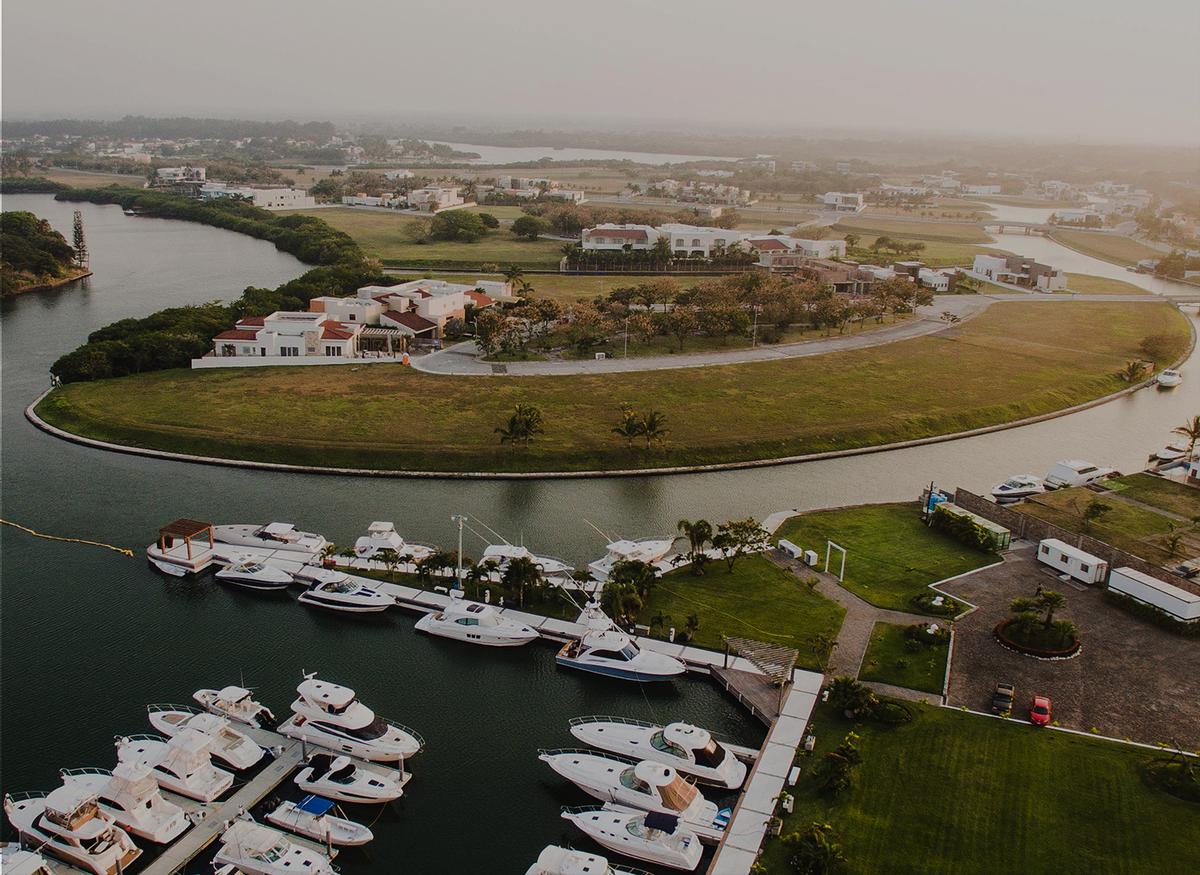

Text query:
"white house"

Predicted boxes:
[[341, 193, 400, 207], [1108, 566, 1200, 621], [211, 311, 361, 359], [406, 186, 465, 212], [581, 224, 660, 251], [155, 166, 206, 184], [973, 253, 1065, 290], [541, 189, 587, 203], [823, 192, 865, 212], [744, 236, 846, 266], [961, 184, 1002, 196], [1052, 208, 1104, 226], [658, 223, 748, 257], [1036, 539, 1108, 584], [383, 169, 415, 180], [880, 183, 930, 196], [917, 267, 952, 292], [199, 183, 315, 210], [355, 280, 489, 334], [308, 295, 385, 325]]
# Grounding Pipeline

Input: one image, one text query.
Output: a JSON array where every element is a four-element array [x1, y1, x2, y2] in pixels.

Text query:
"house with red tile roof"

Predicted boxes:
[[212, 310, 364, 359]]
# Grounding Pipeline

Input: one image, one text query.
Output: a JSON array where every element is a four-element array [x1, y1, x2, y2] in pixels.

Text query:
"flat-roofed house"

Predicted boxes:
[[211, 311, 362, 358], [973, 253, 1065, 290]]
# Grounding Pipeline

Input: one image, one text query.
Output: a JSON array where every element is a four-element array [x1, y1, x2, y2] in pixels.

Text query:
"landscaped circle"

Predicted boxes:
[[993, 618, 1082, 658]]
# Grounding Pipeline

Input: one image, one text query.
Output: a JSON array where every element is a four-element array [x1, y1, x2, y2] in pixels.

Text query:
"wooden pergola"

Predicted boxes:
[[723, 636, 799, 713], [158, 518, 213, 560]]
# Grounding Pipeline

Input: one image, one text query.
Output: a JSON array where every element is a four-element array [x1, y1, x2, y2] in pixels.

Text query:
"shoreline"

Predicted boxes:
[[2, 267, 92, 297]]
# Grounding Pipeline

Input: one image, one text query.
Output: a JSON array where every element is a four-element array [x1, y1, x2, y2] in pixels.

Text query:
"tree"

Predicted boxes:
[[783, 822, 846, 875], [641, 410, 669, 449], [676, 519, 713, 574], [477, 212, 500, 229], [811, 732, 862, 797], [807, 632, 837, 673], [1035, 589, 1067, 628], [503, 264, 525, 287], [683, 613, 700, 642], [712, 518, 770, 572], [666, 306, 698, 351], [600, 579, 642, 627], [610, 559, 658, 600], [843, 232, 860, 250], [1140, 333, 1178, 364], [511, 215, 548, 240], [1119, 360, 1147, 382], [825, 676, 875, 718], [375, 547, 402, 582], [494, 403, 545, 447], [1172, 415, 1200, 457], [501, 555, 543, 607], [429, 210, 487, 243], [465, 559, 499, 598], [612, 404, 645, 448]]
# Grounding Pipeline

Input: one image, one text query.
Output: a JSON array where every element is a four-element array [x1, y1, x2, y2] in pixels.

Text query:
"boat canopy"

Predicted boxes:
[[298, 678, 357, 711], [222, 822, 284, 855], [217, 685, 253, 702], [260, 522, 298, 536], [643, 810, 681, 833], [663, 722, 712, 752], [296, 795, 335, 816], [367, 521, 396, 534]]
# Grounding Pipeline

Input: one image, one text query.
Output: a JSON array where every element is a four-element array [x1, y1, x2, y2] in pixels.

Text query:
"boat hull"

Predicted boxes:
[[266, 803, 374, 846], [215, 572, 292, 591], [415, 613, 538, 647], [555, 654, 679, 682], [297, 591, 392, 613]]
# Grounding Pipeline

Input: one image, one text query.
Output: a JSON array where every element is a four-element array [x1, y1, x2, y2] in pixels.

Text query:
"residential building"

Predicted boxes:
[[697, 169, 735, 178], [1051, 208, 1104, 227], [835, 161, 851, 174], [772, 257, 876, 294], [917, 267, 953, 292], [922, 174, 961, 190], [658, 223, 747, 257], [741, 156, 776, 173], [355, 279, 497, 335], [581, 224, 660, 251], [211, 311, 361, 358], [154, 166, 206, 184], [972, 253, 1065, 290], [406, 186, 466, 212], [790, 160, 818, 173], [542, 189, 587, 203], [341, 193, 401, 207], [822, 192, 865, 212], [880, 183, 930, 196], [961, 184, 1001, 196], [383, 169, 415, 180], [307, 296, 385, 325], [744, 236, 846, 267], [198, 183, 315, 210]]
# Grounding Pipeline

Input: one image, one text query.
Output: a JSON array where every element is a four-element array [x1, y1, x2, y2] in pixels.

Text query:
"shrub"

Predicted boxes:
[[1104, 590, 1200, 638], [812, 732, 862, 797], [930, 504, 997, 552]]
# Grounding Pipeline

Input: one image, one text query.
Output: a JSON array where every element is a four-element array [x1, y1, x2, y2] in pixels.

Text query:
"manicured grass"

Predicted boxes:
[[40, 167, 149, 188], [1017, 487, 1182, 565], [833, 216, 994, 243], [1107, 473, 1200, 520], [759, 701, 1199, 875], [847, 236, 1007, 268], [1063, 272, 1151, 295], [1049, 230, 1163, 267], [389, 271, 733, 303], [863, 205, 989, 222], [37, 301, 1189, 474], [773, 504, 996, 612], [638, 555, 845, 670], [857, 622, 948, 694]]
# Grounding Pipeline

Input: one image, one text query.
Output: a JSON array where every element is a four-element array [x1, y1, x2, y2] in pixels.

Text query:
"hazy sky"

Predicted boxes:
[[3, 0, 1197, 144]]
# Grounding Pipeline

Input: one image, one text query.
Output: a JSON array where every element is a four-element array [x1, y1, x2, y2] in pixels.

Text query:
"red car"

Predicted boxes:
[[1029, 695, 1052, 726]]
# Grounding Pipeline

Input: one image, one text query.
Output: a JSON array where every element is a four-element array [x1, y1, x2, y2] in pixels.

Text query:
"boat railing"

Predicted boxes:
[[537, 747, 637, 764], [380, 717, 426, 752], [60, 767, 113, 778], [147, 702, 203, 715], [121, 732, 168, 743], [569, 714, 657, 730], [561, 804, 607, 816], [4, 790, 46, 803], [532, 554, 575, 570]]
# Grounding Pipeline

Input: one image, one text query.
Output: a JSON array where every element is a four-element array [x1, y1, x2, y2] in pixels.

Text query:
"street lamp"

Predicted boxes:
[[751, 305, 761, 347], [450, 514, 466, 588], [624, 315, 630, 358]]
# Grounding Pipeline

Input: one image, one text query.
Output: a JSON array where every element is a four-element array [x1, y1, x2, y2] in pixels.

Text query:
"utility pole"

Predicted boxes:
[[624, 315, 629, 358], [751, 305, 760, 347], [72, 210, 89, 268], [451, 514, 466, 588]]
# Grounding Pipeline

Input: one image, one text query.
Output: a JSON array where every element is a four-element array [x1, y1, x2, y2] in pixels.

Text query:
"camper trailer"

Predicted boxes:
[[1036, 539, 1108, 584]]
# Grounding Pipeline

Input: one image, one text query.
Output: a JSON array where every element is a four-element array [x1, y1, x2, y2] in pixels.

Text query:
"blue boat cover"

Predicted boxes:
[[297, 795, 335, 816]]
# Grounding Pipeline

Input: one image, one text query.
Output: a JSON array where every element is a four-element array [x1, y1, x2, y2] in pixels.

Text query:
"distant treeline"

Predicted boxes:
[[0, 177, 69, 193], [1, 210, 79, 297], [4, 116, 336, 141]]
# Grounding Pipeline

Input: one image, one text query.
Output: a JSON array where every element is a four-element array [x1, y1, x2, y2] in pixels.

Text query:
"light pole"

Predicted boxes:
[[624, 315, 630, 358], [751, 305, 761, 347], [450, 514, 466, 588]]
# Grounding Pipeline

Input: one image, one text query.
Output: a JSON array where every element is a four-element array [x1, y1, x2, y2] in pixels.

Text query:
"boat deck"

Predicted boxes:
[[711, 667, 785, 726]]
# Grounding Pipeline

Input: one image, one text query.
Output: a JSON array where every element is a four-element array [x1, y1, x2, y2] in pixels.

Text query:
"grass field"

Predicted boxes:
[[773, 504, 997, 612], [1016, 487, 1180, 565], [1049, 230, 1164, 267], [864, 205, 989, 222], [1107, 473, 1200, 519], [833, 216, 994, 243], [858, 622, 949, 693], [759, 701, 1199, 875], [41, 167, 148, 188], [38, 301, 1189, 473], [1062, 273, 1151, 295], [848, 236, 1006, 268], [639, 555, 846, 669], [388, 271, 736, 304]]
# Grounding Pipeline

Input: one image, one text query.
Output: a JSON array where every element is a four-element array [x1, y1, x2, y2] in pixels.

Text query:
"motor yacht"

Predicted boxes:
[[414, 590, 539, 646], [1043, 459, 1117, 490], [296, 571, 394, 613], [561, 806, 703, 871], [539, 753, 727, 842], [990, 474, 1045, 502], [116, 730, 234, 802], [1154, 441, 1191, 462], [0, 845, 54, 875], [60, 763, 189, 844], [265, 795, 374, 846], [3, 787, 141, 875], [481, 543, 574, 577], [147, 704, 265, 770], [215, 560, 294, 592], [277, 674, 424, 761], [293, 754, 403, 804], [213, 821, 336, 875], [1156, 369, 1183, 387], [588, 538, 675, 582], [213, 522, 328, 554], [193, 684, 276, 729], [353, 521, 434, 562], [556, 604, 685, 682], [525, 845, 653, 875], [569, 718, 747, 789]]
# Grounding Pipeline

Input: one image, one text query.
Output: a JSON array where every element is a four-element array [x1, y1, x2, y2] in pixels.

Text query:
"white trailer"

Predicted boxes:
[[1108, 566, 1200, 621], [1036, 538, 1108, 584]]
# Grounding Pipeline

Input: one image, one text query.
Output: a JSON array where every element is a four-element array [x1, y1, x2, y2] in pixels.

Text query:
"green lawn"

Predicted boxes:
[[846, 236, 1006, 268], [759, 701, 1198, 875], [832, 216, 993, 243], [1063, 272, 1151, 295], [388, 271, 735, 304], [858, 622, 948, 694], [1049, 230, 1163, 267], [773, 504, 997, 612], [38, 301, 1189, 473], [1106, 473, 1200, 519], [638, 555, 845, 670], [1016, 487, 1180, 564]]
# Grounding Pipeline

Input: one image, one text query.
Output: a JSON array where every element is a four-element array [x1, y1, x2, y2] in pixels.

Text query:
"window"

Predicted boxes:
[[1040, 545, 1050, 555], [1080, 563, 1089, 573], [280, 347, 300, 357], [325, 346, 340, 356], [348, 313, 356, 320]]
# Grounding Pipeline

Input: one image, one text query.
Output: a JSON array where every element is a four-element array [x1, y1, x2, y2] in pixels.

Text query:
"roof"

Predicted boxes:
[[297, 795, 336, 816], [214, 329, 260, 341], [220, 821, 282, 855], [160, 518, 212, 538], [586, 228, 648, 240], [747, 238, 790, 251], [321, 324, 357, 341], [381, 310, 437, 334], [298, 678, 355, 709], [236, 315, 266, 326], [465, 290, 495, 308]]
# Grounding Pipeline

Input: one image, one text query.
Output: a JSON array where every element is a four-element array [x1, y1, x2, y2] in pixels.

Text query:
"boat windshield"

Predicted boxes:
[[319, 581, 355, 594], [650, 731, 687, 759], [328, 764, 358, 784], [619, 768, 649, 792]]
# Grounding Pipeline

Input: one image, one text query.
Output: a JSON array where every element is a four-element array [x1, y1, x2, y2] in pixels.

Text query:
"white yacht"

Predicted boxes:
[[1156, 369, 1183, 387], [990, 474, 1045, 502], [539, 753, 727, 842], [525, 845, 653, 875], [481, 543, 574, 577], [116, 731, 234, 802], [3, 787, 142, 875], [296, 571, 394, 613], [215, 560, 294, 592], [213, 821, 336, 875], [277, 674, 424, 761], [193, 684, 276, 729], [266, 795, 374, 846], [561, 806, 703, 871], [569, 718, 747, 789], [213, 522, 328, 554], [1044, 459, 1117, 490], [556, 603, 685, 683], [293, 754, 403, 803], [414, 591, 539, 646], [588, 538, 675, 582], [0, 845, 54, 875], [60, 762, 189, 844], [354, 521, 434, 562], [147, 704, 265, 770], [1154, 441, 1191, 462]]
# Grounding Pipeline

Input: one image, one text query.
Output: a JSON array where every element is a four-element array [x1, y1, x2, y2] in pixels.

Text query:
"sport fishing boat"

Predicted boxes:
[[116, 730, 234, 802], [353, 521, 434, 561], [481, 543, 574, 577], [296, 570, 394, 613], [525, 845, 655, 875], [215, 560, 294, 592], [147, 704, 265, 770], [213, 522, 328, 554], [193, 684, 276, 729], [1043, 459, 1117, 490], [560, 806, 703, 871], [990, 474, 1045, 502], [3, 786, 142, 875], [588, 537, 675, 583], [1156, 368, 1183, 387], [414, 590, 539, 647], [265, 795, 374, 846], [555, 603, 685, 682], [569, 718, 747, 789], [277, 674, 424, 761], [213, 821, 336, 875], [293, 754, 403, 804], [60, 762, 190, 844], [539, 752, 728, 842]]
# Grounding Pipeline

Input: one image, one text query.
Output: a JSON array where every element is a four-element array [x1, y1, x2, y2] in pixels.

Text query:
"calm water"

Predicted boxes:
[[2, 196, 1198, 873], [442, 141, 739, 166]]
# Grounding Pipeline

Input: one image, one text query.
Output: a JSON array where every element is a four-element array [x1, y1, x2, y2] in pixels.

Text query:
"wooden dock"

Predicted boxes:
[[712, 667, 784, 726]]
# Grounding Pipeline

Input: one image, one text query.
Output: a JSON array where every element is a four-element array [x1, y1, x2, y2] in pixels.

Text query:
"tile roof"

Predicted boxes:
[[321, 324, 357, 341], [214, 329, 260, 341], [381, 310, 436, 333], [748, 238, 790, 250], [465, 290, 495, 308], [236, 315, 266, 326]]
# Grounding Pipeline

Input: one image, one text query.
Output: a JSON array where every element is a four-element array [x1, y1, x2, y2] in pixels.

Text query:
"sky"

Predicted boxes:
[[3, 0, 1197, 145]]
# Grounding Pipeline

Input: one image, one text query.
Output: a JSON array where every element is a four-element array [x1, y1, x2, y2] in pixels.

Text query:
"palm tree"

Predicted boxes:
[[641, 410, 669, 449], [1172, 415, 1200, 457], [495, 403, 545, 447], [683, 613, 700, 642], [501, 555, 543, 607], [503, 264, 525, 288], [612, 405, 645, 448], [676, 519, 713, 574], [375, 548, 401, 582], [600, 580, 642, 627], [465, 559, 499, 599], [1036, 589, 1067, 628], [1119, 360, 1146, 382], [611, 559, 657, 600]]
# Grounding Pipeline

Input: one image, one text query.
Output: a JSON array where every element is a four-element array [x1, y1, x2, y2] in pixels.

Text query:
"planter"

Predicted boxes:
[[993, 619, 1081, 658]]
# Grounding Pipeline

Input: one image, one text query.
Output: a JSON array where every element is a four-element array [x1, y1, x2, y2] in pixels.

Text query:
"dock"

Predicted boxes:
[[712, 667, 784, 725]]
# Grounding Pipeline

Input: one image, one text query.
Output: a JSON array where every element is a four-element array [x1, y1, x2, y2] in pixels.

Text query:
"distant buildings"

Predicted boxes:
[[199, 183, 315, 210], [961, 184, 1001, 196], [741, 156, 777, 173], [406, 186, 466, 212], [478, 176, 587, 204], [972, 253, 1065, 290], [835, 162, 851, 174], [154, 166, 206, 184], [822, 192, 865, 212], [745, 236, 847, 267], [638, 179, 752, 206], [658, 223, 746, 258], [341, 193, 402, 207], [581, 223, 659, 251], [1051, 208, 1104, 227], [383, 169, 415, 180], [790, 160, 818, 173]]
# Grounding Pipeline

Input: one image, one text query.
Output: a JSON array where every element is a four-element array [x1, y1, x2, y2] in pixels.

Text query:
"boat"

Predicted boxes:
[[481, 543, 574, 577], [414, 590, 539, 646], [147, 704, 265, 770], [60, 763, 190, 844], [588, 538, 675, 583], [296, 571, 394, 613], [213, 522, 328, 554], [293, 754, 403, 803], [215, 560, 294, 591], [149, 558, 190, 577], [1043, 459, 1117, 490], [194, 684, 276, 729], [990, 474, 1045, 502], [568, 717, 747, 789], [265, 795, 374, 846], [277, 673, 424, 761], [1154, 441, 1190, 462], [525, 845, 654, 875], [556, 603, 685, 682], [1156, 369, 1183, 387], [3, 787, 141, 875], [213, 821, 335, 875], [354, 521, 434, 561], [116, 731, 234, 802], [539, 752, 727, 842], [560, 806, 703, 871]]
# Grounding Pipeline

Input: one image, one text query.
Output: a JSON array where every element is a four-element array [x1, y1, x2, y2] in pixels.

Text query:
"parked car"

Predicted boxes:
[[1029, 695, 1052, 726], [992, 683, 1015, 715]]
